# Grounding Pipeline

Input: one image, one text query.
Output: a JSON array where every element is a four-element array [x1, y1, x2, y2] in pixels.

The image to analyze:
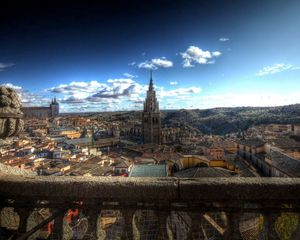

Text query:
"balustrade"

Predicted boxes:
[[1, 175, 300, 239]]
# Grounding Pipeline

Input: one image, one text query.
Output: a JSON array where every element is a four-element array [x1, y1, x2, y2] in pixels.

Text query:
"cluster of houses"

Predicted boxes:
[[2, 119, 300, 180]]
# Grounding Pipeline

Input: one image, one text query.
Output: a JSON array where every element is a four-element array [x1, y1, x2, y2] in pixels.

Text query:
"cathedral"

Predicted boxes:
[[22, 98, 59, 119], [142, 72, 161, 144]]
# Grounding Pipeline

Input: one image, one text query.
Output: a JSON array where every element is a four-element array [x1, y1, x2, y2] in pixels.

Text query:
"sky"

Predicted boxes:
[[0, 0, 300, 112]]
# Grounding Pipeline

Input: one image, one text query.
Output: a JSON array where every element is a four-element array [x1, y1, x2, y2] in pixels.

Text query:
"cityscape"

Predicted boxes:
[[1, 0, 300, 240]]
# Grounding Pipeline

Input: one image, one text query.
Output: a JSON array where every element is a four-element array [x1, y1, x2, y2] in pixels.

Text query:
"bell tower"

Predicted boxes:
[[50, 97, 59, 117], [142, 71, 161, 144]]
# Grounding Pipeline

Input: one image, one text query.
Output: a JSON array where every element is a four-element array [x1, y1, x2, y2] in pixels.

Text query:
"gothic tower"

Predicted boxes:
[[142, 71, 161, 144], [50, 97, 59, 117]]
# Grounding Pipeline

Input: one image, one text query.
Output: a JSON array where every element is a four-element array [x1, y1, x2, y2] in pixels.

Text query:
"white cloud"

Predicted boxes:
[[212, 51, 222, 57], [151, 58, 173, 68], [92, 78, 146, 99], [123, 73, 137, 78], [138, 61, 155, 69], [128, 62, 136, 66], [219, 38, 229, 42], [257, 63, 300, 76], [0, 63, 15, 71], [47, 77, 204, 112], [60, 96, 87, 104], [7, 81, 299, 111], [180, 46, 222, 67], [136, 57, 173, 70], [48, 78, 148, 109], [170, 81, 178, 85], [49, 80, 106, 99], [157, 87, 202, 98], [17, 79, 298, 111]]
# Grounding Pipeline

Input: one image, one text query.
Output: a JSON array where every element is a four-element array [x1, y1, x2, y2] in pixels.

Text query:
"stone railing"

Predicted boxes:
[[1, 175, 300, 240]]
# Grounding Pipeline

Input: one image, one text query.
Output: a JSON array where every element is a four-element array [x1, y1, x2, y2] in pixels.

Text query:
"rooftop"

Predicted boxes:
[[267, 150, 300, 177], [129, 164, 168, 177], [239, 138, 266, 148]]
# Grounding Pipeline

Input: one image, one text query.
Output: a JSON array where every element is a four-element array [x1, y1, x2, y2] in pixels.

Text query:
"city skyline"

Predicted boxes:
[[1, 0, 300, 112]]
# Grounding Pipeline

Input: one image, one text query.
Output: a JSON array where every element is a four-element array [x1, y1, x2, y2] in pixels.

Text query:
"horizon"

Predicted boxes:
[[46, 102, 300, 114], [1, 0, 300, 112]]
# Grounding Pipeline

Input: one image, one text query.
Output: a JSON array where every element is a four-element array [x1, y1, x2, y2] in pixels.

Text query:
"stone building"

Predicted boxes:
[[22, 98, 59, 119], [142, 72, 161, 144], [236, 137, 300, 177], [161, 127, 194, 145], [294, 124, 300, 136]]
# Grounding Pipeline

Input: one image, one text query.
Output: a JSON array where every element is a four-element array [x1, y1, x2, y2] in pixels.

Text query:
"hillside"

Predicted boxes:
[[161, 104, 300, 135]]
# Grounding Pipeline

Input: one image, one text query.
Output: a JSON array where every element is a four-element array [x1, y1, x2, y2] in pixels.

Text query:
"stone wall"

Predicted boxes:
[[1, 175, 300, 203], [0, 163, 36, 176]]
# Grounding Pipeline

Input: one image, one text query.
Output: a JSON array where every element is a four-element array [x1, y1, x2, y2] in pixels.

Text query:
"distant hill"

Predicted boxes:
[[161, 104, 300, 135], [63, 104, 300, 135]]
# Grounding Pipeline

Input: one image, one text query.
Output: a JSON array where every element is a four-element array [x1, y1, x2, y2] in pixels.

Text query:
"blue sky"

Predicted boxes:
[[0, 0, 300, 112]]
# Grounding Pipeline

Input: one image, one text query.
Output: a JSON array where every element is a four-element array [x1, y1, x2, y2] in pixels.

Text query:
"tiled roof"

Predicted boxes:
[[129, 164, 168, 177], [268, 136, 300, 149], [65, 137, 92, 145], [239, 138, 265, 148], [267, 150, 300, 177]]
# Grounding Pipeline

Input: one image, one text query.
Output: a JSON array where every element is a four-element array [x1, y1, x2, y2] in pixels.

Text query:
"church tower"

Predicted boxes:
[[50, 97, 59, 117], [142, 71, 161, 144]]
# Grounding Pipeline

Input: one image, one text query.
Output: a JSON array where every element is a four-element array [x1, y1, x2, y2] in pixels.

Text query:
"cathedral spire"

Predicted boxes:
[[143, 70, 161, 144], [149, 69, 154, 91]]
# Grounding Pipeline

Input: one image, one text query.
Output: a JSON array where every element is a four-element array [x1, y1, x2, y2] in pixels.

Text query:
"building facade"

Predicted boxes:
[[294, 125, 300, 136], [22, 98, 59, 119], [142, 73, 161, 144]]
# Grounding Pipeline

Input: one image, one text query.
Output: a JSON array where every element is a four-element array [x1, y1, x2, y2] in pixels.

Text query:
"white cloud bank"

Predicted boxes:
[[180, 46, 221, 67], [47, 78, 202, 112], [2, 82, 299, 112], [257, 63, 300, 76]]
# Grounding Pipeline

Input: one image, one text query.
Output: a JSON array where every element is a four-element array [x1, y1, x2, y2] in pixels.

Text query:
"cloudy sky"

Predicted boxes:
[[0, 0, 300, 112]]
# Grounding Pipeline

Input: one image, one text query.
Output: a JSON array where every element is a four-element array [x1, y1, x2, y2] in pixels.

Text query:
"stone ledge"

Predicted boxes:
[[1, 174, 300, 202], [0, 174, 178, 202], [179, 177, 300, 201]]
